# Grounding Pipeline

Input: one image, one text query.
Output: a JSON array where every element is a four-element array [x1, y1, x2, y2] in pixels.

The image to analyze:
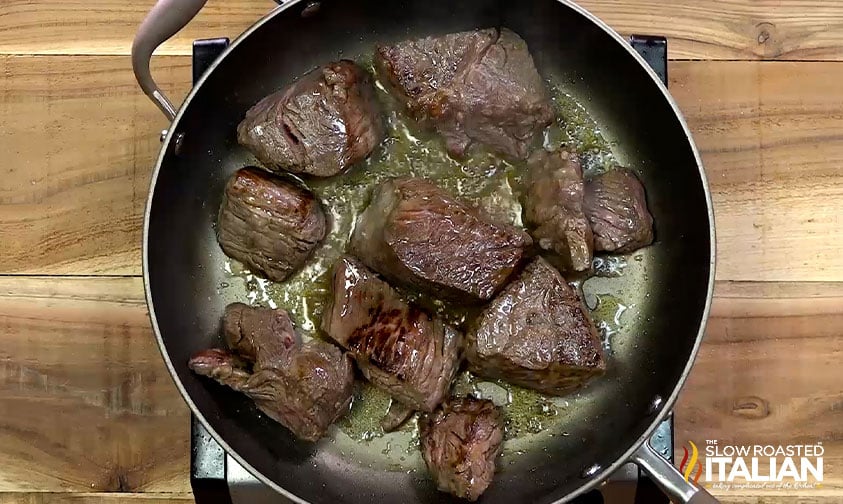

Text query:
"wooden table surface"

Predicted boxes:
[[1, 1, 842, 503]]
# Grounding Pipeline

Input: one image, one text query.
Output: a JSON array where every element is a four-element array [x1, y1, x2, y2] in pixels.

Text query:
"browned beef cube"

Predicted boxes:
[[523, 148, 593, 272], [237, 60, 385, 177], [222, 302, 299, 370], [349, 177, 532, 302], [584, 168, 654, 253], [419, 397, 503, 501], [189, 305, 354, 442], [321, 256, 462, 412], [466, 257, 605, 395], [217, 167, 326, 282], [376, 28, 553, 159]]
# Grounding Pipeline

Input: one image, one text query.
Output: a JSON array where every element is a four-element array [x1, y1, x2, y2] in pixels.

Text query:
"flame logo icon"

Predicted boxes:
[[679, 441, 703, 484]]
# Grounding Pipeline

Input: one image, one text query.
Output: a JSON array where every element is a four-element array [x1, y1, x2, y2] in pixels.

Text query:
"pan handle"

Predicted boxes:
[[631, 441, 721, 504], [132, 0, 284, 121], [132, 0, 210, 121]]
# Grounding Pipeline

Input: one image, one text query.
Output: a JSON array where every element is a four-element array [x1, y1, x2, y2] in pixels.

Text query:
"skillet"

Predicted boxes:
[[133, 0, 718, 502]]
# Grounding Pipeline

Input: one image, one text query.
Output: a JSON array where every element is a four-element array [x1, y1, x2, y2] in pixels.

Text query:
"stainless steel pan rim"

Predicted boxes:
[[140, 0, 717, 502]]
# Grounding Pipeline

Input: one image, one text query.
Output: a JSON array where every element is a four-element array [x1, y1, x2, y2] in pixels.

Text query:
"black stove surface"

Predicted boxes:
[[186, 33, 672, 504]]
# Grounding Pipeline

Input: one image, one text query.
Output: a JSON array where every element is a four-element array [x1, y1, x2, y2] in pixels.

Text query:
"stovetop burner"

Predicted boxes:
[[187, 34, 672, 504]]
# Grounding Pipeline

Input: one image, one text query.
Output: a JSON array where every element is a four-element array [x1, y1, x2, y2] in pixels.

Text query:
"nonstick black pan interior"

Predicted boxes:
[[144, 0, 713, 502]]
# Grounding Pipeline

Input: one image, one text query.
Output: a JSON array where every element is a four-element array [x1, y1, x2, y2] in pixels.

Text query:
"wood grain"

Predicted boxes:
[[0, 55, 191, 275], [670, 61, 843, 282], [3, 56, 843, 280], [2, 0, 843, 60], [578, 0, 843, 61], [0, 0, 270, 56], [0, 495, 191, 504], [675, 282, 843, 499], [0, 277, 190, 493]]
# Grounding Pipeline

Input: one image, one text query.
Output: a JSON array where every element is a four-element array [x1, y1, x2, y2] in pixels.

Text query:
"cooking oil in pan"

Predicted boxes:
[[337, 384, 394, 442], [451, 373, 567, 439], [220, 71, 652, 469]]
